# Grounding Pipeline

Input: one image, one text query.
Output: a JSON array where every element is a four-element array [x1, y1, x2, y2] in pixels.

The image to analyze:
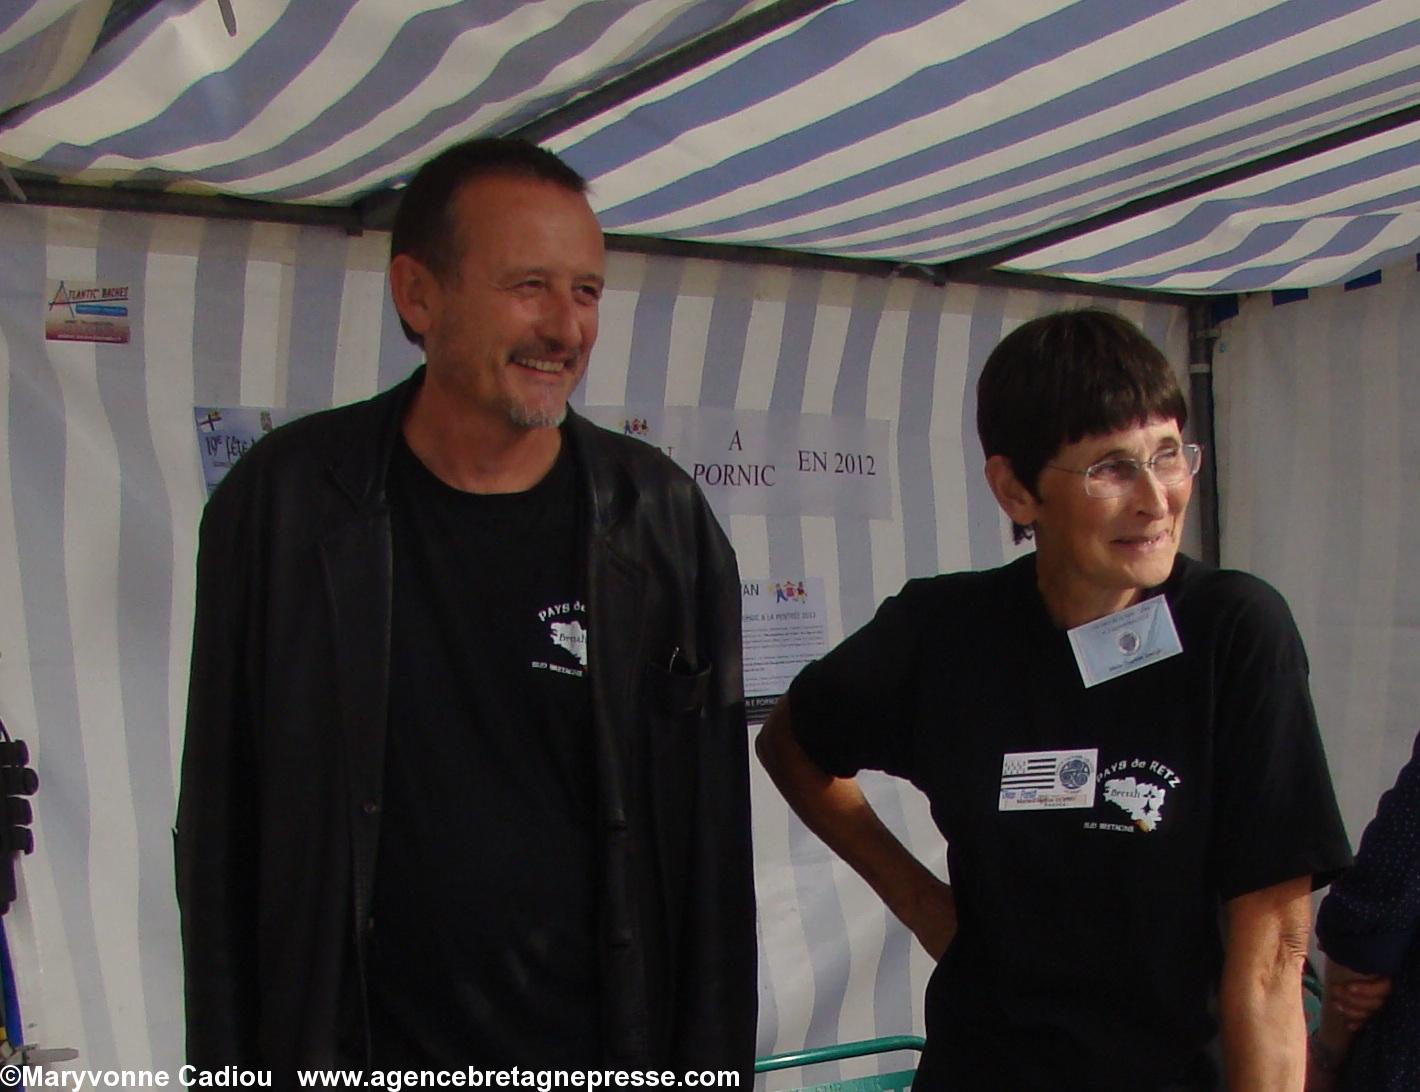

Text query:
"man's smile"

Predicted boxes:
[[512, 354, 572, 374]]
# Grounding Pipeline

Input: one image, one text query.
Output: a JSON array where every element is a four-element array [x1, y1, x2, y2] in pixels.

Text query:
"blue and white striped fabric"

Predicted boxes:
[[1214, 256, 1420, 861], [0, 0, 767, 203], [1009, 116, 1420, 291], [0, 0, 111, 114], [551, 0, 1420, 292], [7, 1, 1420, 292]]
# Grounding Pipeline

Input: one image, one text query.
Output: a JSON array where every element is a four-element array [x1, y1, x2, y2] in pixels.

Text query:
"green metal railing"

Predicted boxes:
[[754, 1035, 925, 1092]]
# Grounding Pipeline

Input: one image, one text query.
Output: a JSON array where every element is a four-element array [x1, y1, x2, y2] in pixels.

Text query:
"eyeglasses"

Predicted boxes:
[[1046, 443, 1203, 498]]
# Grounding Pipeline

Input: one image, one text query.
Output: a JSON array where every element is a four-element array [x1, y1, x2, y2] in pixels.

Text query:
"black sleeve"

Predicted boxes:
[[173, 473, 263, 1066], [1317, 729, 1420, 975], [671, 491, 757, 1082], [787, 578, 935, 781], [1207, 575, 1353, 900]]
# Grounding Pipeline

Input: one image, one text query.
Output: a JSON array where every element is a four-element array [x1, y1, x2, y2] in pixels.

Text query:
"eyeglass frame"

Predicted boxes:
[[1044, 442, 1204, 498]]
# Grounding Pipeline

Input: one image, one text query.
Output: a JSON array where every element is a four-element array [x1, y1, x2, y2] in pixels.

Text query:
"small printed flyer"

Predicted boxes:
[[45, 279, 134, 344], [193, 406, 302, 496], [741, 576, 829, 725]]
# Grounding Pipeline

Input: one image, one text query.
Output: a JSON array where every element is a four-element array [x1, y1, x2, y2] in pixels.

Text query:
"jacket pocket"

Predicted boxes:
[[642, 656, 713, 958], [642, 656, 713, 718]]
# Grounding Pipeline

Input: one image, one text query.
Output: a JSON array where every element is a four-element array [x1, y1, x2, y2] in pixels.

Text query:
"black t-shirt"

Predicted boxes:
[[789, 553, 1352, 1091], [368, 434, 600, 1067]]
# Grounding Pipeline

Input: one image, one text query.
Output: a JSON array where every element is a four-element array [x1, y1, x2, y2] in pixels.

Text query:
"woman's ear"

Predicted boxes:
[[985, 454, 1040, 528]]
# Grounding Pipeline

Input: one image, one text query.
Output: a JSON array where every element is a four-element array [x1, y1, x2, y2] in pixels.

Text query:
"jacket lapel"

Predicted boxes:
[[570, 412, 656, 1058], [573, 410, 649, 791], [316, 373, 416, 974]]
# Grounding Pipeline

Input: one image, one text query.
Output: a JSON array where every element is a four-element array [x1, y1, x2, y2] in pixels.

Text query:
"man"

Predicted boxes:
[[175, 139, 755, 1080], [757, 310, 1352, 1090]]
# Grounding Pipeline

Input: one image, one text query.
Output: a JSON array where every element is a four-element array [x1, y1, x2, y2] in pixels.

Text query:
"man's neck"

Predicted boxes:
[[401, 380, 563, 494]]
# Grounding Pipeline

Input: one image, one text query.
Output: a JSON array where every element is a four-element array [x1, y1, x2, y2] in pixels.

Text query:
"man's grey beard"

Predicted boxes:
[[507, 401, 567, 429]]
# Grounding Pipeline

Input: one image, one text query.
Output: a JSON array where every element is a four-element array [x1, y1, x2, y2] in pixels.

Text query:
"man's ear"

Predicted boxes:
[[389, 253, 439, 340], [984, 454, 1040, 527]]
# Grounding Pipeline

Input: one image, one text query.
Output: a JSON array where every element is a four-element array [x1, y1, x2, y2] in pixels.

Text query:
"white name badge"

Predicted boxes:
[[999, 748, 1099, 811], [1066, 595, 1183, 689]]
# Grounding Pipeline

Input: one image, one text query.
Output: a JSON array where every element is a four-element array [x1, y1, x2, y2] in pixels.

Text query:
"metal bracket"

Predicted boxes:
[[0, 164, 26, 203], [9, 1043, 80, 1065]]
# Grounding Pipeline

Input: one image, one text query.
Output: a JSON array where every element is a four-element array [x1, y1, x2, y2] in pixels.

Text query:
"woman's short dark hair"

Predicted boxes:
[[389, 137, 589, 346], [976, 309, 1188, 543]]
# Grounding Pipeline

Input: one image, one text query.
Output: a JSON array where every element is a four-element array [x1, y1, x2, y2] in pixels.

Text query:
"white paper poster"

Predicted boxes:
[[741, 575, 829, 724], [581, 406, 891, 519]]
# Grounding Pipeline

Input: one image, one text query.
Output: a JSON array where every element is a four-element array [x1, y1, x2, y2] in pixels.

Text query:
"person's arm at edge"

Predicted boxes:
[[1220, 875, 1313, 1091], [1308, 727, 1420, 1087], [1307, 958, 1393, 1090], [755, 696, 955, 958]]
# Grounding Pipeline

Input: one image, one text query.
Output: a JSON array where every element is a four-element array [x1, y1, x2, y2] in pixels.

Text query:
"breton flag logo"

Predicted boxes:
[[1000, 754, 1057, 790]]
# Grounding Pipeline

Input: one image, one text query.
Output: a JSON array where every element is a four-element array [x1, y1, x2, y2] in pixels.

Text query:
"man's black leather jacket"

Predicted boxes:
[[175, 370, 756, 1083]]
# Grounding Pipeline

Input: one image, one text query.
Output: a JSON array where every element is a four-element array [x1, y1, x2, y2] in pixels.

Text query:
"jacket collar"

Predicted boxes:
[[325, 366, 424, 513], [326, 365, 638, 540], [564, 406, 639, 542]]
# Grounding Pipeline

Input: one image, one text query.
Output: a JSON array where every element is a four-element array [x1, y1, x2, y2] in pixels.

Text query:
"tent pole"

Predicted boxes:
[[0, 176, 362, 232], [1188, 302, 1221, 568], [0, 175, 1210, 308], [604, 232, 1206, 308]]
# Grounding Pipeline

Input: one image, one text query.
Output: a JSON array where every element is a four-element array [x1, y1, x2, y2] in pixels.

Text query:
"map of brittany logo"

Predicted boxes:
[[550, 620, 588, 666], [1104, 777, 1167, 832]]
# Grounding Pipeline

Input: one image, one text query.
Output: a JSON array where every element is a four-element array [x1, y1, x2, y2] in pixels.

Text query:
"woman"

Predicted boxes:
[[758, 309, 1352, 1090]]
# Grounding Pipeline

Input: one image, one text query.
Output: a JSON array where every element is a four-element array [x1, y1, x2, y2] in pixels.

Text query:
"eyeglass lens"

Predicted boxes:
[[1084, 445, 1200, 496]]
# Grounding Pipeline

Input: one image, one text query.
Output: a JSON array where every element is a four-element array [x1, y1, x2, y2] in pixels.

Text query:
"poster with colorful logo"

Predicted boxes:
[[45, 280, 134, 344], [740, 576, 829, 724], [193, 406, 303, 496]]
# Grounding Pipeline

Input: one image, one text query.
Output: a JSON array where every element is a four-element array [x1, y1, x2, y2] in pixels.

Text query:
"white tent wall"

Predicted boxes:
[[0, 202, 1190, 1076], [1214, 266, 1420, 848]]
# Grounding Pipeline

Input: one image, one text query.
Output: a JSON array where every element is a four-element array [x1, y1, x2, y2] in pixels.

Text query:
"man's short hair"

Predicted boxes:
[[389, 137, 589, 346], [976, 308, 1188, 543]]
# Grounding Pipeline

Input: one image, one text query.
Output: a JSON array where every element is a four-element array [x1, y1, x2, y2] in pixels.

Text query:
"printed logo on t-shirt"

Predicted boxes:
[[532, 600, 587, 677], [1084, 756, 1182, 833], [1103, 777, 1167, 831], [998, 748, 1098, 811]]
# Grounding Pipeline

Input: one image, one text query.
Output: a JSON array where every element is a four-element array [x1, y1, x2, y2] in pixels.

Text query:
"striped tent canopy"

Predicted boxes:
[[5, 0, 1420, 293]]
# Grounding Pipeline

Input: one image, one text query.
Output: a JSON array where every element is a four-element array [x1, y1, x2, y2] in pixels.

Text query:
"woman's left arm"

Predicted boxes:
[[1220, 875, 1314, 1091]]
